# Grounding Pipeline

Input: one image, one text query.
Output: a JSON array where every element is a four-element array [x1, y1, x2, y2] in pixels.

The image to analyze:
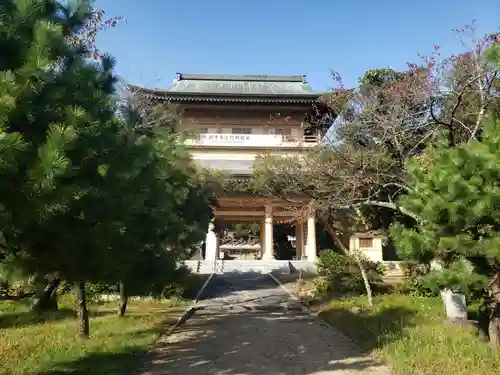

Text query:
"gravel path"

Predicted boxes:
[[139, 272, 392, 375]]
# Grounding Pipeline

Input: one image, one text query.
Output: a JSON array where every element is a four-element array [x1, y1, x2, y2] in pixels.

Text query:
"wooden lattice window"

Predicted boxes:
[[359, 237, 373, 248]]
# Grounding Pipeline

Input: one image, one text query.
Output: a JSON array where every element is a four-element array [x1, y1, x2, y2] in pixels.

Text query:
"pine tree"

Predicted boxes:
[[390, 115, 500, 346], [389, 41, 500, 345], [0, 0, 213, 337], [108, 100, 212, 316], [0, 0, 125, 337]]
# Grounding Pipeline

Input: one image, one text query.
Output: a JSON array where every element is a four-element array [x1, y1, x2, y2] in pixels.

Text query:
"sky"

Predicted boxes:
[[95, 0, 499, 92]]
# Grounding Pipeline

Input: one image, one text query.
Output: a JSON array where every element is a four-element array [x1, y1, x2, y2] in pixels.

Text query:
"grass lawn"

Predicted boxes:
[[317, 294, 500, 375], [0, 297, 186, 375]]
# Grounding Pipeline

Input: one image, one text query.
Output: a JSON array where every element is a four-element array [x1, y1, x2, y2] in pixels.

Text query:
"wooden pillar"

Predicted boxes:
[[262, 205, 274, 259], [295, 220, 304, 260], [260, 221, 265, 259], [306, 209, 317, 262]]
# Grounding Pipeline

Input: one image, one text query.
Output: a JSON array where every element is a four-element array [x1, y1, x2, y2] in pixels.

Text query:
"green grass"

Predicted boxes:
[[317, 294, 500, 375], [0, 297, 186, 375]]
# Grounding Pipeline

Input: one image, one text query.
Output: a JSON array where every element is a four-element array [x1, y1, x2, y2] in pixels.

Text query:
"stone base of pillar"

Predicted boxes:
[[261, 253, 275, 260], [306, 251, 317, 263]]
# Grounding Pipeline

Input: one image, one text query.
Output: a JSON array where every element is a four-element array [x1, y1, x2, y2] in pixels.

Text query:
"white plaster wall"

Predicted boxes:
[[190, 149, 314, 165], [190, 150, 259, 160], [349, 235, 384, 262]]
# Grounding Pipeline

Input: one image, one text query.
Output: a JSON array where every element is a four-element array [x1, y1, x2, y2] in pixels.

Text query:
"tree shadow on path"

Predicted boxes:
[[34, 272, 416, 375], [200, 272, 285, 299], [136, 307, 393, 374], [135, 302, 405, 374], [130, 272, 414, 374]]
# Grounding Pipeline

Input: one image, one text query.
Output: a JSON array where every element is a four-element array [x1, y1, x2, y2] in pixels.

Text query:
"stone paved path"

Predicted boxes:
[[139, 272, 392, 375]]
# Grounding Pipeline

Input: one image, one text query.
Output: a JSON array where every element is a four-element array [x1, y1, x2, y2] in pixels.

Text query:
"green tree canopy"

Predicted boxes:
[[0, 0, 213, 336]]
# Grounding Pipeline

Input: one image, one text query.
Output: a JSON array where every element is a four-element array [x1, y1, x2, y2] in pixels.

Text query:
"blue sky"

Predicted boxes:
[[95, 0, 499, 92]]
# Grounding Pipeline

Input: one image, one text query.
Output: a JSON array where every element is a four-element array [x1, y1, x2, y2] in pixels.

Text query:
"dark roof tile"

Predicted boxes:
[[129, 73, 323, 98], [194, 159, 254, 175]]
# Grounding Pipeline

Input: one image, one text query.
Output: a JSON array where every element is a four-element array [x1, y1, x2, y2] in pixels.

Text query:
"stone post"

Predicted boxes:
[[205, 220, 218, 261]]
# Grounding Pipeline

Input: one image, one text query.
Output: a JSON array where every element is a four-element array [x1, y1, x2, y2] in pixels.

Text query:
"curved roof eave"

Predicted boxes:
[[127, 83, 326, 101]]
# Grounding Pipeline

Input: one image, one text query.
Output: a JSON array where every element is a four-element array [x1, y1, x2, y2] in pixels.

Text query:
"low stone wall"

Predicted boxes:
[[222, 260, 290, 274], [185, 259, 318, 275], [187, 259, 407, 276], [288, 260, 317, 274]]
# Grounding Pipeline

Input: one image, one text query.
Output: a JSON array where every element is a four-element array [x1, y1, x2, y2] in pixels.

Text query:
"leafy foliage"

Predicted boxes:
[[392, 260, 436, 296], [0, 0, 212, 336], [389, 116, 500, 344], [312, 249, 384, 298], [0, 257, 36, 297], [421, 259, 487, 295], [390, 117, 500, 274], [252, 29, 499, 250]]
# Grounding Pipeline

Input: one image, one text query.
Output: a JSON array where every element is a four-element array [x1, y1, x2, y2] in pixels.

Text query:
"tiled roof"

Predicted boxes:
[[128, 73, 324, 102], [194, 158, 254, 175], [168, 73, 319, 96]]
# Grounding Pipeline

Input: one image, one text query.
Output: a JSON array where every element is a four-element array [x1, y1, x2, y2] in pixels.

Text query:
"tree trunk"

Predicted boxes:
[[354, 251, 374, 307], [488, 305, 500, 347], [487, 276, 500, 347], [32, 277, 60, 313], [477, 297, 490, 341], [320, 216, 374, 307], [75, 281, 89, 339], [118, 281, 128, 317]]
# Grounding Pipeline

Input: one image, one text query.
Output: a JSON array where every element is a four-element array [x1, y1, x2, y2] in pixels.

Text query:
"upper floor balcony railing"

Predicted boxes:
[[184, 133, 319, 148]]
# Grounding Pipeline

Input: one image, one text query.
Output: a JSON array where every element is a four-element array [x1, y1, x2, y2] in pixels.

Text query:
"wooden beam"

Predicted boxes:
[[214, 209, 302, 217], [216, 196, 310, 207], [214, 210, 263, 217]]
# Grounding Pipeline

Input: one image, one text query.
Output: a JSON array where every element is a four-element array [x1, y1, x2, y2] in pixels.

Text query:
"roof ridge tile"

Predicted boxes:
[[177, 73, 306, 83]]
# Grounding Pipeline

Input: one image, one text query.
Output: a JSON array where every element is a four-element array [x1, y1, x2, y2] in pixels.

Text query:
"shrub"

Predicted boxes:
[[71, 266, 202, 303], [399, 260, 428, 279], [395, 260, 485, 298], [311, 276, 330, 299], [162, 266, 202, 299], [397, 260, 437, 297], [394, 259, 485, 298], [85, 282, 119, 303], [0, 263, 36, 298], [400, 277, 436, 297], [421, 259, 487, 296], [0, 278, 36, 298], [313, 250, 384, 297]]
